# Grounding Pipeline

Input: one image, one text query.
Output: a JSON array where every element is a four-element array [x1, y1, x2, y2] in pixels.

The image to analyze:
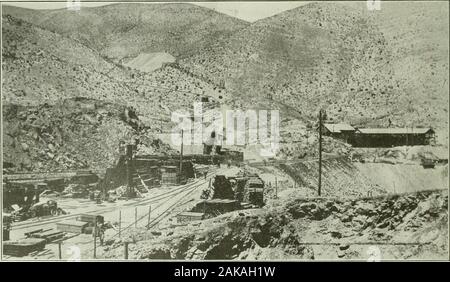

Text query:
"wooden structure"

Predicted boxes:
[[76, 214, 104, 225], [56, 220, 89, 234], [160, 166, 180, 185], [3, 238, 46, 256], [351, 128, 435, 147], [219, 148, 244, 164], [176, 212, 205, 223], [27, 229, 65, 242], [323, 123, 355, 142]]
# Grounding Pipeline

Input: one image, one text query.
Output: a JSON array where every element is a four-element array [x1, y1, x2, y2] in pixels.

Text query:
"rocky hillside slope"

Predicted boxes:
[[2, 15, 226, 107], [2, 3, 249, 62], [2, 2, 448, 171], [2, 98, 175, 172], [179, 1, 449, 129], [2, 14, 227, 172], [279, 157, 448, 198], [100, 189, 448, 260]]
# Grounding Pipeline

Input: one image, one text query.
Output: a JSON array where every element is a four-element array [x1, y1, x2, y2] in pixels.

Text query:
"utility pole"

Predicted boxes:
[[126, 144, 134, 197], [147, 205, 151, 229], [93, 216, 97, 259], [275, 176, 278, 199], [118, 210, 121, 238], [318, 110, 323, 196], [124, 242, 129, 260], [58, 242, 62, 260], [134, 207, 137, 228], [179, 129, 184, 177]]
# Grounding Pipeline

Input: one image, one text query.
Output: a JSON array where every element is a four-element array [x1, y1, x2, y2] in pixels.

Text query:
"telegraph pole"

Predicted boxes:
[[275, 176, 278, 199], [318, 110, 323, 196], [93, 216, 97, 259], [126, 144, 134, 197], [147, 205, 151, 229], [179, 129, 184, 176]]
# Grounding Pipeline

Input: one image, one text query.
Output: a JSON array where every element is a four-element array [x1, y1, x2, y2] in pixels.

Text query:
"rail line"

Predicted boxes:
[[81, 173, 209, 258], [11, 169, 217, 232]]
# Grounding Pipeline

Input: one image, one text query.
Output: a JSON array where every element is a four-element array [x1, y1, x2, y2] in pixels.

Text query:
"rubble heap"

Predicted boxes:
[[101, 189, 448, 260], [2, 98, 175, 172]]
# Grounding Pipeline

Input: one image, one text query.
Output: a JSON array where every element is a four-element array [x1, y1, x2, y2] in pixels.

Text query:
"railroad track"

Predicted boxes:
[[5, 177, 211, 261], [146, 182, 203, 229], [80, 173, 210, 257], [11, 169, 217, 231], [99, 178, 205, 244]]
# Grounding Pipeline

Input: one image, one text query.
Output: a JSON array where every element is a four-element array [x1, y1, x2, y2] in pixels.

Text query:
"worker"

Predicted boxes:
[[93, 223, 105, 245], [99, 224, 105, 245], [227, 159, 232, 168]]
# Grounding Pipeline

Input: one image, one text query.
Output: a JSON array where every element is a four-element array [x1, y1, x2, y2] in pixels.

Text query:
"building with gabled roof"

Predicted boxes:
[[352, 127, 435, 147], [322, 123, 356, 142], [323, 123, 356, 134]]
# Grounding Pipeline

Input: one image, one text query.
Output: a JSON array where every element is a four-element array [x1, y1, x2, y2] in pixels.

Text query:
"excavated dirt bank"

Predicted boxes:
[[279, 158, 448, 197], [101, 189, 448, 260]]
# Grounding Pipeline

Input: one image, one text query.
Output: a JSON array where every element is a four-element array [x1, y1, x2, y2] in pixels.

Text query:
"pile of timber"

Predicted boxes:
[[56, 220, 89, 234], [25, 228, 65, 242], [3, 238, 46, 257]]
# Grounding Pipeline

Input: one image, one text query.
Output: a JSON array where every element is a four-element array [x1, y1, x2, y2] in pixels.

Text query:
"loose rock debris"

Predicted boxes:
[[101, 189, 448, 260]]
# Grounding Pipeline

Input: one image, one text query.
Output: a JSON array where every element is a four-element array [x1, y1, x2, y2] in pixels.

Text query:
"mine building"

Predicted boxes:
[[160, 166, 181, 185], [351, 128, 435, 147], [322, 123, 356, 142]]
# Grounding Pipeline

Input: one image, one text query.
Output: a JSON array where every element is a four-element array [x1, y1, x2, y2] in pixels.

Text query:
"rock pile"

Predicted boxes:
[[2, 98, 175, 172], [100, 189, 448, 260]]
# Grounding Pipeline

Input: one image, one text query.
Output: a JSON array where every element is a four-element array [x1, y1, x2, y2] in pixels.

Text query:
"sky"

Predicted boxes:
[[1, 1, 310, 22]]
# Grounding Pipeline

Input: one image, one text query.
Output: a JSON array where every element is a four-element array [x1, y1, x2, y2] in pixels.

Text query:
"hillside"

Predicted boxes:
[[2, 14, 228, 172], [179, 1, 449, 130], [2, 15, 133, 106], [2, 2, 448, 171], [101, 189, 448, 260], [5, 1, 447, 131], [123, 52, 176, 72], [2, 98, 177, 172], [2, 3, 249, 62]]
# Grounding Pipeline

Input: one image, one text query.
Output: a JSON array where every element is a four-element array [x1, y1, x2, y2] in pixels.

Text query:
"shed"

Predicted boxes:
[[323, 123, 355, 134], [160, 166, 179, 185], [352, 128, 435, 147], [323, 123, 355, 142]]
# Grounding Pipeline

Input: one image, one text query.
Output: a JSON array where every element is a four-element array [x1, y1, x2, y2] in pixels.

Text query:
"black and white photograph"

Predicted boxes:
[[1, 0, 448, 263]]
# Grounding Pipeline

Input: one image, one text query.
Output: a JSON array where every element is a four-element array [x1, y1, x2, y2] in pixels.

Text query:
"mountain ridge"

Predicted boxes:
[[2, 3, 250, 62], [179, 1, 449, 130]]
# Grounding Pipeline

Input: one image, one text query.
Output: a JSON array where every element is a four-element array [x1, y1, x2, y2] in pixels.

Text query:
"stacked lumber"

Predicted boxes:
[[29, 230, 65, 242], [56, 220, 88, 234], [3, 238, 46, 256]]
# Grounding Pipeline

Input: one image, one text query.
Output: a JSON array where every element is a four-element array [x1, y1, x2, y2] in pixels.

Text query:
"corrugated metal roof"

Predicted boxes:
[[356, 128, 433, 134], [324, 123, 355, 133]]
